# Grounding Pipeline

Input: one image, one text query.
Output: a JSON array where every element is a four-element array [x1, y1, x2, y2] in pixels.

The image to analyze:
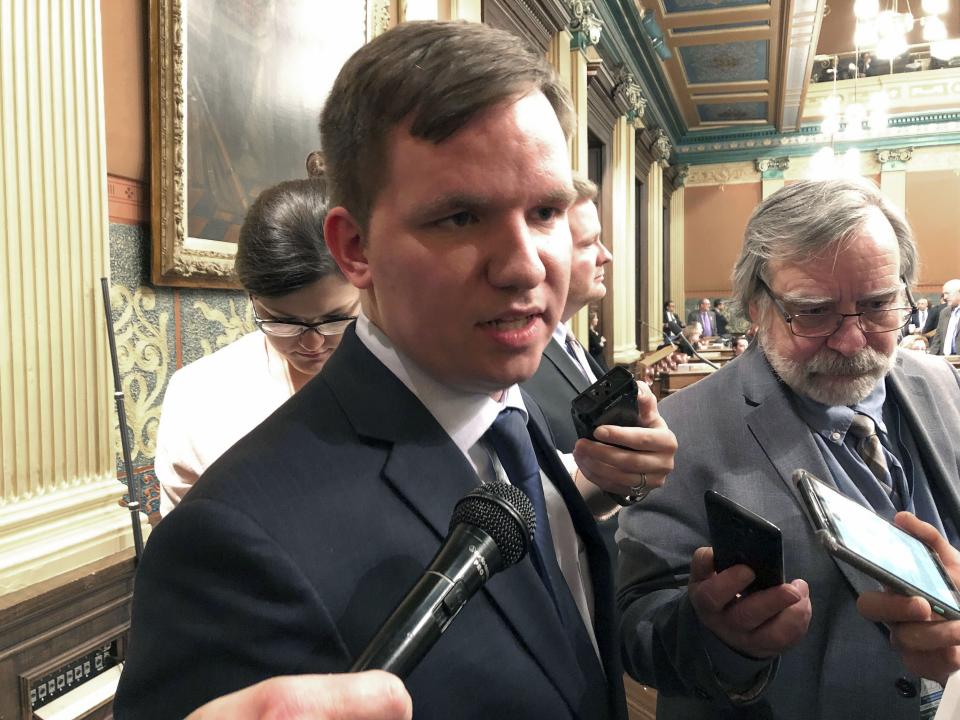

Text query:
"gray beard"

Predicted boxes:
[[762, 339, 895, 406]]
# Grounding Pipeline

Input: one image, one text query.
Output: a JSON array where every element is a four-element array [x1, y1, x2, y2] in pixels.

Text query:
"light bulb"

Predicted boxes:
[[842, 148, 862, 177], [810, 147, 837, 180], [845, 103, 866, 130], [923, 16, 947, 42], [854, 0, 880, 18], [876, 34, 908, 59], [821, 115, 841, 136], [921, 0, 947, 15], [931, 38, 960, 60], [855, 23, 879, 47], [899, 12, 915, 32]]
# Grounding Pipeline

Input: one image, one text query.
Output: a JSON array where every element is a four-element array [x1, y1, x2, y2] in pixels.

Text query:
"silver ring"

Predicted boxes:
[[630, 473, 648, 496]]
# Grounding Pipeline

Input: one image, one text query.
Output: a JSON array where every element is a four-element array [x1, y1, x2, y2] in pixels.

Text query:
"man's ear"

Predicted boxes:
[[324, 207, 372, 289], [748, 299, 760, 324]]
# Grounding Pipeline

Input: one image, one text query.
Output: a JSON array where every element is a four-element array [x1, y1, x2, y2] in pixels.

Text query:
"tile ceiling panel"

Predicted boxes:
[[679, 40, 769, 84]]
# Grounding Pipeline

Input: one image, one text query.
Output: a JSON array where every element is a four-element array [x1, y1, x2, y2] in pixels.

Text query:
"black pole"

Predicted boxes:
[[100, 277, 144, 560]]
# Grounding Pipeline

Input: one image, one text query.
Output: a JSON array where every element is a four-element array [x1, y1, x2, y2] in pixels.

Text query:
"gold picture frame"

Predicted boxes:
[[148, 0, 387, 288]]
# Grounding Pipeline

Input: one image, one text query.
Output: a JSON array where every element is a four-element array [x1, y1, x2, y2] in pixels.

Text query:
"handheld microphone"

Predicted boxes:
[[349, 482, 535, 678]]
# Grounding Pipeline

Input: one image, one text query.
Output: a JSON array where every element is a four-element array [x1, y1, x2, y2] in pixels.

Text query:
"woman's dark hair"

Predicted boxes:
[[235, 178, 342, 297]]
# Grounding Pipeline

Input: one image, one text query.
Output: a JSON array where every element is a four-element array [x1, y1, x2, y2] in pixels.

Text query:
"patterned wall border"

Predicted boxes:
[[107, 175, 147, 224]]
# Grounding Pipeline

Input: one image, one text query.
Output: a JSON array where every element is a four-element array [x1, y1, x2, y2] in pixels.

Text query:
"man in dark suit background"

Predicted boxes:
[[663, 300, 683, 341], [687, 298, 719, 337], [522, 175, 675, 514], [929, 278, 960, 355], [115, 21, 672, 720], [923, 286, 950, 337]]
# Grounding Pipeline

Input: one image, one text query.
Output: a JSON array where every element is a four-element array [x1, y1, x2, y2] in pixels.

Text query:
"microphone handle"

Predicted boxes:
[[350, 523, 500, 678]]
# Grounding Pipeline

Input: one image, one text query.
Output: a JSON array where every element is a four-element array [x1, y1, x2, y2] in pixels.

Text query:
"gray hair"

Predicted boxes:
[[731, 178, 917, 315]]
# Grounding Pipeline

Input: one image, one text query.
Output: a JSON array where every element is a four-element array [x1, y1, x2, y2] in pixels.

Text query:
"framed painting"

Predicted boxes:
[[148, 0, 386, 287]]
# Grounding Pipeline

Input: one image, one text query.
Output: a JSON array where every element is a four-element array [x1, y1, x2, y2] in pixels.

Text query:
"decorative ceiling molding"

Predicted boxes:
[[613, 67, 648, 127]]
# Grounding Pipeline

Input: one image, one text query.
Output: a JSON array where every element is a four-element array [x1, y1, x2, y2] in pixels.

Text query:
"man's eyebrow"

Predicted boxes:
[[542, 186, 577, 208], [415, 194, 493, 221], [779, 285, 903, 306]]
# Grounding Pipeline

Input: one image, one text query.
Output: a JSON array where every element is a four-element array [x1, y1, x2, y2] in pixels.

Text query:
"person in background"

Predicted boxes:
[[588, 310, 608, 371], [898, 334, 929, 352], [618, 178, 960, 720], [908, 296, 929, 335], [154, 177, 360, 517], [732, 335, 749, 357], [713, 299, 729, 336], [663, 299, 683, 341], [687, 298, 718, 337], [929, 279, 960, 356]]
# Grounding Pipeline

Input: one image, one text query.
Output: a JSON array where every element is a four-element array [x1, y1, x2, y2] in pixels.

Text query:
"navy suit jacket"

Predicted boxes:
[[115, 328, 626, 720]]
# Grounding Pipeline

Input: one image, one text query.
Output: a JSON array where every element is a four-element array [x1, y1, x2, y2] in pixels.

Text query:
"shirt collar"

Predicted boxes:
[[790, 369, 888, 445], [354, 311, 527, 458], [552, 321, 569, 346]]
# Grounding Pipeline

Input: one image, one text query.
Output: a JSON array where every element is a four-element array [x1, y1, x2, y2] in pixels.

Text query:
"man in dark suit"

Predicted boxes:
[[929, 279, 960, 355], [923, 287, 949, 337], [663, 300, 683, 341], [116, 21, 658, 720], [619, 178, 960, 719], [687, 298, 719, 337], [522, 175, 675, 512], [908, 296, 929, 335]]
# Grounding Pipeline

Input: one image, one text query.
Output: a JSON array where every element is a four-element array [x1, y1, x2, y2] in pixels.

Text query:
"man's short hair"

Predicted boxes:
[[572, 172, 598, 204], [320, 21, 575, 230], [731, 178, 917, 314]]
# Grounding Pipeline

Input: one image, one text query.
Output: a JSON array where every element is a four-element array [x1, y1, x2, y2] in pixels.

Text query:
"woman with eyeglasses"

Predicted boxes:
[[154, 177, 360, 518]]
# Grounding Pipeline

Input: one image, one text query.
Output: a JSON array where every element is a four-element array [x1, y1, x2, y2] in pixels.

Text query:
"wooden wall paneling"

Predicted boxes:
[[0, 553, 136, 719]]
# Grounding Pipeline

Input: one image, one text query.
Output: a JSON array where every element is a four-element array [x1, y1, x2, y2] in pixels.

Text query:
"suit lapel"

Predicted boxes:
[[888, 355, 960, 521], [323, 330, 599, 715], [544, 337, 592, 392]]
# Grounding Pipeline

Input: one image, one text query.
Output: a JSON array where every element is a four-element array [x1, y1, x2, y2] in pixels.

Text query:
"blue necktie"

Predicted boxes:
[[484, 408, 558, 600], [484, 408, 609, 695]]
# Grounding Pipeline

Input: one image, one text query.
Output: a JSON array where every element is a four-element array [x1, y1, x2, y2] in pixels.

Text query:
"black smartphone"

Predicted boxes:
[[795, 468, 960, 620], [570, 366, 639, 441], [704, 490, 785, 594]]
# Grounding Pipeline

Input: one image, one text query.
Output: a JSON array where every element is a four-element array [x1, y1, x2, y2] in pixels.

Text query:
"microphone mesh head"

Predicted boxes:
[[450, 483, 535, 568]]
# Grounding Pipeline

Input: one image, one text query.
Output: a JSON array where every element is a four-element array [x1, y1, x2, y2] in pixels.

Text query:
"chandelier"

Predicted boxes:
[[853, 0, 957, 60]]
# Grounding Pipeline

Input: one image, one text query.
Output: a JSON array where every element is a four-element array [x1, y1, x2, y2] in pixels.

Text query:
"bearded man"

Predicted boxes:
[[617, 178, 960, 720]]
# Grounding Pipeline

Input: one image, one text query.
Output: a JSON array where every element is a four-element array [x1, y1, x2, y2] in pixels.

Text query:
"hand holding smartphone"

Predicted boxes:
[[704, 490, 785, 594], [795, 468, 960, 620]]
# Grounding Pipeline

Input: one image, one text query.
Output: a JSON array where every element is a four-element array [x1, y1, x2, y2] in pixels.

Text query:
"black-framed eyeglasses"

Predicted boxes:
[[251, 302, 356, 339], [760, 278, 916, 338]]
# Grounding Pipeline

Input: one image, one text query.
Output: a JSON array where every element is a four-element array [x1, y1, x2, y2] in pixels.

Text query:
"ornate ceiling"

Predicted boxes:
[[589, 0, 960, 164]]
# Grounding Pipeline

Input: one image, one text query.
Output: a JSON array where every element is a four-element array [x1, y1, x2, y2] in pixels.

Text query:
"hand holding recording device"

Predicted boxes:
[[571, 365, 639, 441], [795, 468, 960, 620], [705, 490, 785, 594]]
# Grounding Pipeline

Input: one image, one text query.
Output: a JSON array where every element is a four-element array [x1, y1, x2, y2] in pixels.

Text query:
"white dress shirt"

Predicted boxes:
[[356, 312, 598, 655]]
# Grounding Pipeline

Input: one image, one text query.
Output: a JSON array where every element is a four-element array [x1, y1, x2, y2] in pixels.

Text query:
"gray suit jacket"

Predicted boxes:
[[929, 305, 960, 355], [617, 344, 960, 720]]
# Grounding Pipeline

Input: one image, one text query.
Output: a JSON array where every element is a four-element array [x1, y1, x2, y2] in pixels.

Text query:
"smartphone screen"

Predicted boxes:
[[805, 475, 960, 614]]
